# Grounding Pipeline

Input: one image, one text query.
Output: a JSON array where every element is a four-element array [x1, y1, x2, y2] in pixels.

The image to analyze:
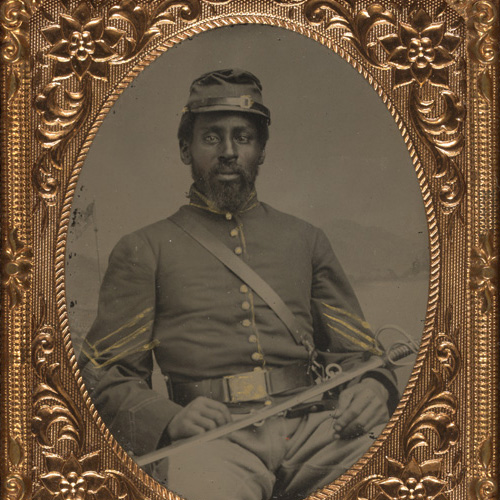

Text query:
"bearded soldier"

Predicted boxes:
[[80, 69, 399, 500]]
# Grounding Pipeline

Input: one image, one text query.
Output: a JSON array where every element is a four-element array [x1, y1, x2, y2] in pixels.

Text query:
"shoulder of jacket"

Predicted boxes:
[[114, 215, 181, 253], [260, 202, 323, 235]]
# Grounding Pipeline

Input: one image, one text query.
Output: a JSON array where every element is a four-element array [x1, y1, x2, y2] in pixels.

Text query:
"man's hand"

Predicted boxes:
[[166, 397, 232, 441], [333, 378, 389, 440]]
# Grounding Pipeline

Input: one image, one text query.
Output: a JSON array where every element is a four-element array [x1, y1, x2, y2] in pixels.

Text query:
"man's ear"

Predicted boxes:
[[258, 148, 266, 165], [180, 140, 192, 165]]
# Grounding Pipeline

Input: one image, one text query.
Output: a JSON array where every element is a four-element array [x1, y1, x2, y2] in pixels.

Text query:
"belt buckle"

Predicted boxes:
[[223, 370, 269, 403]]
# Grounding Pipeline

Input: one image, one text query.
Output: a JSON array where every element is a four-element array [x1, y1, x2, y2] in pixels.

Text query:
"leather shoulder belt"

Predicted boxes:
[[170, 211, 315, 353]]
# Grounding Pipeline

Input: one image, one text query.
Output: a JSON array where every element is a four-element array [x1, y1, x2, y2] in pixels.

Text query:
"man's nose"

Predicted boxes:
[[219, 137, 237, 160]]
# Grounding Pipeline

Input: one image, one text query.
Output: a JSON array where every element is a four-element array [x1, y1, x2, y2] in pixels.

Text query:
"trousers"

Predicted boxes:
[[151, 412, 384, 500]]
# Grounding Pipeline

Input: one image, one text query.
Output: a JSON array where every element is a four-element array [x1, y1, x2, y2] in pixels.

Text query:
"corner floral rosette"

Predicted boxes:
[[377, 458, 448, 500], [380, 8, 460, 88], [42, 1, 123, 81], [35, 452, 113, 500]]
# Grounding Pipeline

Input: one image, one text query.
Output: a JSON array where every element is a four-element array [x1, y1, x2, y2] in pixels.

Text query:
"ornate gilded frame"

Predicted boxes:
[[1, 0, 498, 499]]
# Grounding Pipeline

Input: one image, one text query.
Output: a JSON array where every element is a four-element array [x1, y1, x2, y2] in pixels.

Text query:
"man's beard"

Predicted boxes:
[[192, 162, 259, 213]]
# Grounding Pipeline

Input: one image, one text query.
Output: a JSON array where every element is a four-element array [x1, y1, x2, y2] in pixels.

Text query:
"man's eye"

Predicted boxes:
[[203, 135, 220, 144], [236, 135, 251, 144]]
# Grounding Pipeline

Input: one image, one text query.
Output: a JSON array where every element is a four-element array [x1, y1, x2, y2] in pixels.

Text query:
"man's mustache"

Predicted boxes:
[[211, 164, 246, 177]]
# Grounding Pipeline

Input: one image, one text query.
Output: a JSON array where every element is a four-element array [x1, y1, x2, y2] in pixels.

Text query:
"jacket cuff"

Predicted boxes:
[[361, 368, 400, 415], [112, 395, 182, 456]]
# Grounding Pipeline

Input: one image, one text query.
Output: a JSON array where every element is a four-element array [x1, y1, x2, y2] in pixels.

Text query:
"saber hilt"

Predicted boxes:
[[383, 342, 417, 368], [135, 339, 417, 467]]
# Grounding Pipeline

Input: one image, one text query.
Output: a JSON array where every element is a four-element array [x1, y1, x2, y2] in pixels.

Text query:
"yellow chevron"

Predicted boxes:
[[326, 324, 383, 355], [82, 339, 160, 368], [89, 306, 154, 349], [321, 303, 371, 330], [323, 313, 377, 345]]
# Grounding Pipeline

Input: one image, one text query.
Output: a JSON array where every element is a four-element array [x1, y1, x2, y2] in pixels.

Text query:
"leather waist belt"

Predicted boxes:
[[171, 364, 314, 406]]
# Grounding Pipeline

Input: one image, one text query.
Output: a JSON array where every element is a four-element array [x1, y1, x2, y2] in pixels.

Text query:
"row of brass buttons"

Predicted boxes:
[[228, 219, 264, 366]]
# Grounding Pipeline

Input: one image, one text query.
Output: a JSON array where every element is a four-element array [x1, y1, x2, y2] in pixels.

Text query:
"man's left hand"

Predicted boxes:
[[332, 378, 389, 440]]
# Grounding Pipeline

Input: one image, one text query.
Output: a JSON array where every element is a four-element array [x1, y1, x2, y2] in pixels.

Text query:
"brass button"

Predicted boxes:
[[230, 228, 239, 237], [240, 284, 249, 293], [251, 352, 263, 361], [241, 301, 250, 311], [225, 213, 233, 221], [253, 366, 263, 371], [242, 319, 251, 327], [264, 400, 272, 406], [248, 334, 257, 343], [234, 246, 243, 255]]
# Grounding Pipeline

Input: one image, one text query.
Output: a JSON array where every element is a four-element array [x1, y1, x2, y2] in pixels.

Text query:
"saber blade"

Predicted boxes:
[[136, 345, 413, 467]]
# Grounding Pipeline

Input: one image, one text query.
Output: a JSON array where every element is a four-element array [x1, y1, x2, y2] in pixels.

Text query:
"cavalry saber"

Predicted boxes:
[[135, 344, 414, 467]]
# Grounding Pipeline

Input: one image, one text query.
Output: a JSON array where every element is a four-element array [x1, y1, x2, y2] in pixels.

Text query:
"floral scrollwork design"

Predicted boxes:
[[378, 458, 448, 500], [34, 0, 222, 225], [2, 228, 32, 309], [304, 1, 397, 68], [402, 369, 459, 457], [33, 78, 92, 228], [340, 456, 460, 500], [34, 451, 148, 500], [32, 298, 85, 450], [42, 1, 123, 81], [400, 306, 461, 462], [471, 437, 498, 500], [380, 8, 465, 223], [31, 296, 148, 499], [467, 0, 498, 66], [35, 452, 111, 500], [0, 0, 35, 97], [409, 85, 465, 217], [435, 308, 461, 383], [380, 9, 460, 89], [0, 0, 30, 63], [303, 4, 466, 221], [33, 361, 85, 449], [471, 232, 498, 315], [4, 474, 30, 500], [107, 0, 234, 63], [34, 0, 124, 227], [4, 436, 30, 500], [108, 0, 184, 63], [466, 0, 497, 103], [32, 298, 56, 377]]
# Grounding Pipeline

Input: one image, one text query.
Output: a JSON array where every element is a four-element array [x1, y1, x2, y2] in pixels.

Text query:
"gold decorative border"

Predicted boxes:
[[1, 1, 498, 499]]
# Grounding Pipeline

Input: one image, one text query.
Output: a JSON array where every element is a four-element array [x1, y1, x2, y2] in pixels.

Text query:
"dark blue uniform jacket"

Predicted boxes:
[[80, 192, 398, 456]]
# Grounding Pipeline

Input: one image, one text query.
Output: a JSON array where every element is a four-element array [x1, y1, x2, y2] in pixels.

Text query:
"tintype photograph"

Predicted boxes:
[[1, 2, 497, 500], [66, 26, 428, 500]]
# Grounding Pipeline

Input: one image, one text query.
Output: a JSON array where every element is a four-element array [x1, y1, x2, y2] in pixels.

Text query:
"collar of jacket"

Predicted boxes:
[[188, 185, 260, 216]]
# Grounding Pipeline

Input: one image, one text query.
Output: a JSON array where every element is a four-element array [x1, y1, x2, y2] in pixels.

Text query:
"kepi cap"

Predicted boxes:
[[183, 69, 271, 123]]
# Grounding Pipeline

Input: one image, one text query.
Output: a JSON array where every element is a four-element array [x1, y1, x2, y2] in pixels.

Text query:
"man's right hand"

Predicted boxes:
[[166, 397, 233, 441]]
